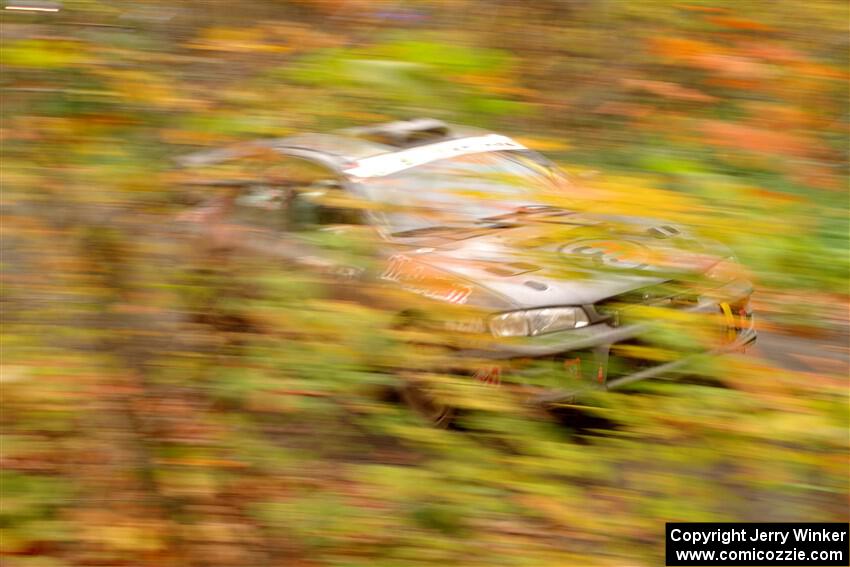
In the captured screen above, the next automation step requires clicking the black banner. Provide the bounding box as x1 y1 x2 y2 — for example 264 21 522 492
666 523 849 566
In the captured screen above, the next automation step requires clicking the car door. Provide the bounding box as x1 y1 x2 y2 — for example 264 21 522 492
223 156 376 282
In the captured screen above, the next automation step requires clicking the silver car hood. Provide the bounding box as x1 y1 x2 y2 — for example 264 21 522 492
390 213 733 310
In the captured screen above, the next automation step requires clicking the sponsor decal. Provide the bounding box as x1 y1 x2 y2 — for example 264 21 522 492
474 366 501 386
560 239 651 270
737 306 751 331
382 255 472 304
564 357 582 379
344 134 527 178
719 301 737 343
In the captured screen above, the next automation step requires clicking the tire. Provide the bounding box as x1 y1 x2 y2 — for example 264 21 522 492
398 379 457 428
391 311 458 427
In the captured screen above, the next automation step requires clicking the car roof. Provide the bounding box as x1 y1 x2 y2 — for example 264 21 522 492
177 119 495 169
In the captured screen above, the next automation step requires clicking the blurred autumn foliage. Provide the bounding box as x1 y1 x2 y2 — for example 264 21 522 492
1 1 848 566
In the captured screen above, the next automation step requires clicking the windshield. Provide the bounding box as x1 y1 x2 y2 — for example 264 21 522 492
353 150 568 235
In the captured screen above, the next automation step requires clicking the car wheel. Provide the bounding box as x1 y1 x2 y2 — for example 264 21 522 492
398 379 456 428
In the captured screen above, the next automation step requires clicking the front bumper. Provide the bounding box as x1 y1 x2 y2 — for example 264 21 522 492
457 281 756 404
530 324 756 405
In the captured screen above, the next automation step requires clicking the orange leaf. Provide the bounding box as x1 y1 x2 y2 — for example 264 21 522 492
649 37 720 60
691 53 770 78
704 77 764 90
705 16 776 32
742 43 809 64
700 120 812 157
743 188 804 204
622 78 717 102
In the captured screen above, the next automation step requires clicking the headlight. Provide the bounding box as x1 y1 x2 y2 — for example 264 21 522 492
489 307 590 337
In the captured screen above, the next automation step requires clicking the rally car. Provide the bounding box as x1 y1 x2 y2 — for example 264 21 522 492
177 118 757 424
